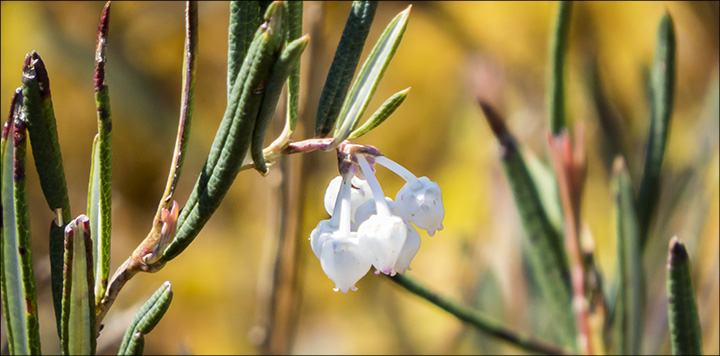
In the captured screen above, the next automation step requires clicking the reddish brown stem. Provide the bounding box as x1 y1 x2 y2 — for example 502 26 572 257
548 123 594 355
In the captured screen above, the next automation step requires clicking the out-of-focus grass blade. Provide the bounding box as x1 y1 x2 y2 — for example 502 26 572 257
523 148 564 236
228 1 262 100
21 51 72 330
166 1 286 262
1 91 41 355
584 55 629 171
388 274 571 355
637 13 676 249
89 0 113 309
478 101 575 346
612 157 643 355
61 215 96 356
117 281 173 356
666 236 703 355
251 34 309 174
332 5 411 146
548 1 572 134
348 87 409 139
283 0 303 135
315 1 378 137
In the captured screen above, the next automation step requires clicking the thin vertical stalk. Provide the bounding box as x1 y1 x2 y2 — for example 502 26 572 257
548 126 593 354
637 13 676 249
89 0 113 309
612 157 643 355
548 1 572 134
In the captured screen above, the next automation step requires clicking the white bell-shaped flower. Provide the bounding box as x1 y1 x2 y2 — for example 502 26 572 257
323 175 374 224
309 219 334 259
392 219 421 275
354 196 398 226
358 214 407 275
312 172 372 292
319 233 372 293
374 156 445 236
395 176 445 236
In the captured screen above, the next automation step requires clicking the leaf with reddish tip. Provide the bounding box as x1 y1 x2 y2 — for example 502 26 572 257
667 236 702 355
1 91 41 356
61 215 96 356
88 0 113 309
21 51 72 333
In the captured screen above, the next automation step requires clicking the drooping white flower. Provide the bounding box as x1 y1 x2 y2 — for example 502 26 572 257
311 172 373 292
323 175 374 224
319 232 372 293
358 214 407 275
395 176 444 236
354 196 398 226
392 219 421 275
375 156 445 236
355 154 408 274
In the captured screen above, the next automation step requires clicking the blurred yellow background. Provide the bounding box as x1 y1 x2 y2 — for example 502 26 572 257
1 1 717 354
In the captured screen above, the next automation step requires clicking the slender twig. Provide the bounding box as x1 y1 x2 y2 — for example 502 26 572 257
548 125 593 355
95 1 197 333
387 274 571 355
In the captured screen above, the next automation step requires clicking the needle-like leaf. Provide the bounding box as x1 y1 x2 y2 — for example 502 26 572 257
21 51 72 332
612 157 643 355
117 282 174 356
88 0 113 309
315 1 378 137
1 90 41 355
332 5 411 146
61 216 96 355
666 236 703 355
637 13 676 249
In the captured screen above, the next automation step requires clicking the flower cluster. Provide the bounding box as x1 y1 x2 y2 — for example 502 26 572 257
310 150 444 293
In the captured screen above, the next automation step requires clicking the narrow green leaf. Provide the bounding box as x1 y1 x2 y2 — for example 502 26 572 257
348 87 409 139
118 281 173 356
315 1 378 137
1 91 41 355
61 215 96 356
637 13 676 249
251 34 309 174
523 149 564 236
548 1 572 134
166 1 286 262
21 51 72 220
21 51 72 330
388 274 570 355
228 1 262 100
332 5 411 146
123 333 145 356
612 157 643 355
584 55 629 170
89 0 113 309
478 101 574 346
162 0 197 202
284 0 303 134
49 218 65 337
87 136 109 307
666 236 703 355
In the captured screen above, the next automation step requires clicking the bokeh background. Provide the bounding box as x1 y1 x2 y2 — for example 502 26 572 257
1 1 718 354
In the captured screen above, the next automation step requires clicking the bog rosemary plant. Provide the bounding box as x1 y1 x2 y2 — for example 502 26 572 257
0 1 706 355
